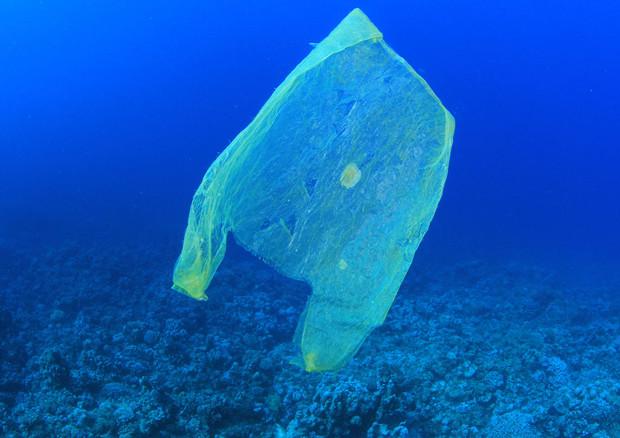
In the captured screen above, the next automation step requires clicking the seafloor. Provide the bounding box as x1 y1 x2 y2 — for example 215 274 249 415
1 238 619 437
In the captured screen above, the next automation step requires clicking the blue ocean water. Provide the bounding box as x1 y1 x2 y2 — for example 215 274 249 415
1 1 619 436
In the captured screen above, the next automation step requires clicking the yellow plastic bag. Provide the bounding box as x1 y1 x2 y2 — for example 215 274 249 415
173 8 454 371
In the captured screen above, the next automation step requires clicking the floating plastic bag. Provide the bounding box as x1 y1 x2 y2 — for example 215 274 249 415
173 8 454 371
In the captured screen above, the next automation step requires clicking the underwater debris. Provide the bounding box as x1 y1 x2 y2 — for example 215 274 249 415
173 8 454 371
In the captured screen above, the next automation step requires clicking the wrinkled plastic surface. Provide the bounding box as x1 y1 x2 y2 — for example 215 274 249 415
173 8 455 371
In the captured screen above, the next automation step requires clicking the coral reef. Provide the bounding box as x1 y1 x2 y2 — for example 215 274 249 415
0 239 618 437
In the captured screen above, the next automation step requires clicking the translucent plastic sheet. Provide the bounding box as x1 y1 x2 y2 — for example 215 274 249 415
173 8 454 371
